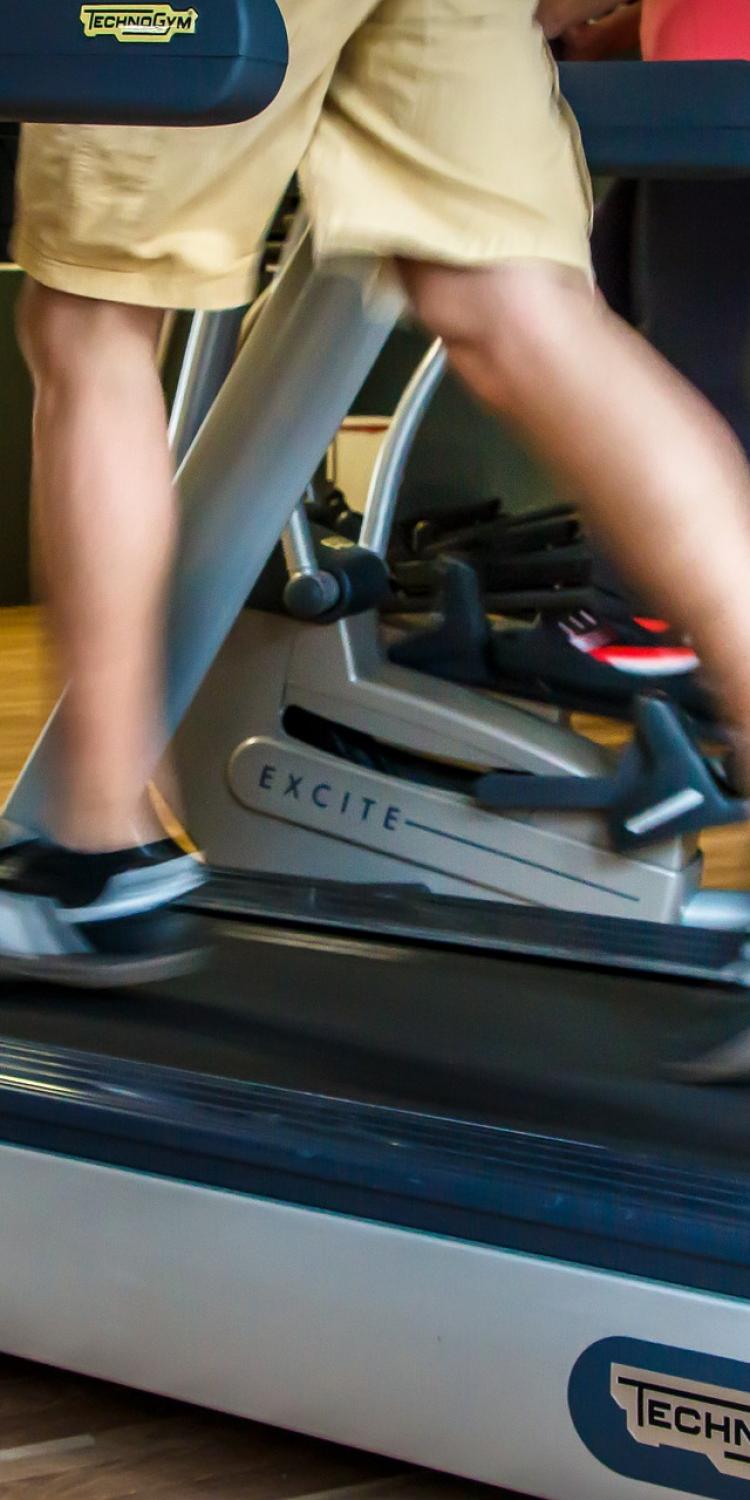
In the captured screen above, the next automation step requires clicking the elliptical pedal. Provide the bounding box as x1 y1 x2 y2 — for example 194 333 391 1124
477 695 750 852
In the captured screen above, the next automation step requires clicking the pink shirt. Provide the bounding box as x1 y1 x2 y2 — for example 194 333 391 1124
641 0 750 61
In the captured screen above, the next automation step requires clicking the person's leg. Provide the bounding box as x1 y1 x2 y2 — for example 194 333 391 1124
576 180 750 707
0 279 203 984
399 256 750 767
0 8 376 981
549 179 682 702
17 281 175 852
9 10 370 861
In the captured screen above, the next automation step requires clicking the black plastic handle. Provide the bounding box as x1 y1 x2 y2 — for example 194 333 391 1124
476 696 750 851
561 61 750 178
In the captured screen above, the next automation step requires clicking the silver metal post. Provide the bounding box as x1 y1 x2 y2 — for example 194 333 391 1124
359 339 446 560
282 495 319 578
168 307 248 469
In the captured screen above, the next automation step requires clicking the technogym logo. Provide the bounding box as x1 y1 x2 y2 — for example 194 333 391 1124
80 4 199 43
569 1338 750 1499
612 1364 750 1481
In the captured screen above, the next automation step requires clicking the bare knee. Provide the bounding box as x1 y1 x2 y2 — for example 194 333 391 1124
17 279 163 389
399 257 596 405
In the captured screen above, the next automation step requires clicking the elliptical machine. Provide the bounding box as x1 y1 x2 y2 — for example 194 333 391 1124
164 310 749 926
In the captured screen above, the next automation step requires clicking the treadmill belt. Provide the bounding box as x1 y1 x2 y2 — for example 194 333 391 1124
0 911 748 1167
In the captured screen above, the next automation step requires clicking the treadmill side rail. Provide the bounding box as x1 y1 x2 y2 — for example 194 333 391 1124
2 1038 750 1298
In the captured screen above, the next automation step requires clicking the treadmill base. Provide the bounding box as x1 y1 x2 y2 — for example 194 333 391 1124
2 1142 746 1500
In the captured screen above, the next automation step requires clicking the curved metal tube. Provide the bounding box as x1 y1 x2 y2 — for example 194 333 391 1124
168 307 248 468
359 338 447 560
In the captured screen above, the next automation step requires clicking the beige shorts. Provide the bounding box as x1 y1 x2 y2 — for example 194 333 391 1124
12 0 593 311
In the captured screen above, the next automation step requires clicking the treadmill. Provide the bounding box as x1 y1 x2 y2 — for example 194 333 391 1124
3 33 750 1500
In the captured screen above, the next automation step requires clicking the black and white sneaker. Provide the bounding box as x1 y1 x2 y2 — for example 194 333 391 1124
0 832 207 987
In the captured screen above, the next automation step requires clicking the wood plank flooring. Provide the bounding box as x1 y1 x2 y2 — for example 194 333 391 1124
0 606 746 1496
0 607 53 808
0 1356 502 1499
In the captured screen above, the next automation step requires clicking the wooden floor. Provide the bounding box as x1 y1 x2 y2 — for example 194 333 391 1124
0 1356 501 1499
0 606 747 1497
0 608 53 809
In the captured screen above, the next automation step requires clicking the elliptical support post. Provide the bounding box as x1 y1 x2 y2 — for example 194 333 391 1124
6 229 400 832
169 306 248 469
360 338 446 559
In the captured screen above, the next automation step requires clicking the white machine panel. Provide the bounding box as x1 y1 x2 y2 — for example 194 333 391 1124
0 1144 746 1499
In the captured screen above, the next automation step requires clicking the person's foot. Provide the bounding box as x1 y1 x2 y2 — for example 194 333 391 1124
490 609 716 726
0 832 207 987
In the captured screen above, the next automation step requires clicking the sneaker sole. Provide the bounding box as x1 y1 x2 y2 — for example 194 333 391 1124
0 946 208 989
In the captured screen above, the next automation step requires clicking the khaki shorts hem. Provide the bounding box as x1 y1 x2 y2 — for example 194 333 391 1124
314 227 594 284
11 237 256 311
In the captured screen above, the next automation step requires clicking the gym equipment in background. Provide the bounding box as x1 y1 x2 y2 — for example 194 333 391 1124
311 482 716 727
